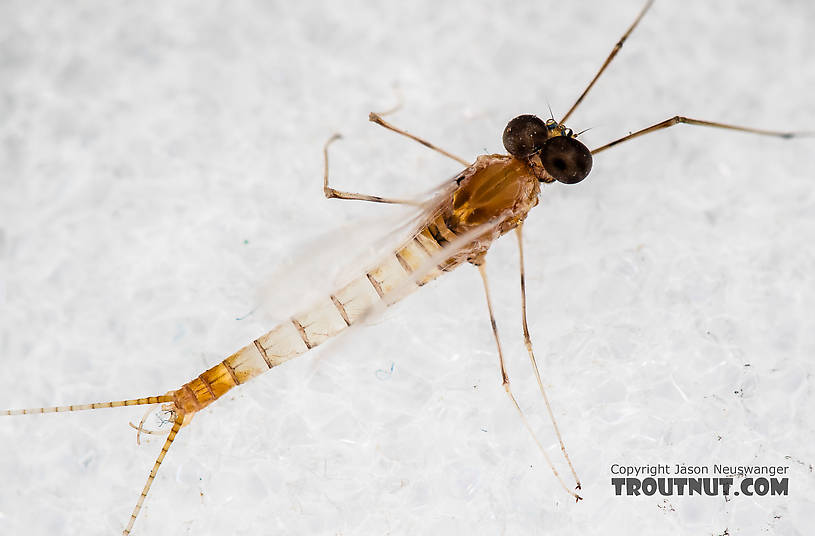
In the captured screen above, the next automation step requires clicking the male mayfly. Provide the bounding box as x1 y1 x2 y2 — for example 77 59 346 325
2 1 811 534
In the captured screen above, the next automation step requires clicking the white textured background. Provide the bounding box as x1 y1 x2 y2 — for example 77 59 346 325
1 1 814 535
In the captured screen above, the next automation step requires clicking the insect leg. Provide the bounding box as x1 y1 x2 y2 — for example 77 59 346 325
560 0 654 124
122 412 185 535
476 262 582 502
515 224 581 490
591 116 813 155
322 133 422 205
368 112 470 166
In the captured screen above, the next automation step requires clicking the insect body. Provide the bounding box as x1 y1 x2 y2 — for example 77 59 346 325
2 1 809 534
177 154 541 420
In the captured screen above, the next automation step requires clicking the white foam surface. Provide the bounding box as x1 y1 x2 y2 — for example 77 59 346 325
1 1 814 535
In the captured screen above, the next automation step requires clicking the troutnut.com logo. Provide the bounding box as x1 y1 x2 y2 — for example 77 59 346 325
610 464 789 497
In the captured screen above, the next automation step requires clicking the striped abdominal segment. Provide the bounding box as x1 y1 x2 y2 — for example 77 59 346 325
175 216 463 414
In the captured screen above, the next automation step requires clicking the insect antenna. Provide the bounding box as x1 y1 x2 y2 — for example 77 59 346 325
574 127 592 138
2 394 174 416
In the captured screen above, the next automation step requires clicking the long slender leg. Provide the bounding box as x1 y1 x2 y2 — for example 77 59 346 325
515 224 582 490
591 115 812 155
375 86 404 117
323 105 470 204
122 412 185 535
322 134 420 205
368 112 470 166
476 262 582 502
560 0 654 124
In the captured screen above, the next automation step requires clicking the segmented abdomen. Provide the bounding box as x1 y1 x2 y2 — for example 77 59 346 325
174 214 464 414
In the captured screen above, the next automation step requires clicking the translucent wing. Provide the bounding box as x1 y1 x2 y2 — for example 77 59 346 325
253 172 462 328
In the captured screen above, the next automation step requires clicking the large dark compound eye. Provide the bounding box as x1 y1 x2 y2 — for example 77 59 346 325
539 135 593 184
502 115 548 158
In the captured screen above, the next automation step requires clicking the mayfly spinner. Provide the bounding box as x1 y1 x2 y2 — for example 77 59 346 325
2 1 810 534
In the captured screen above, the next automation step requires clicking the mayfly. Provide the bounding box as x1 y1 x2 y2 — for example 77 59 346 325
2 1 810 534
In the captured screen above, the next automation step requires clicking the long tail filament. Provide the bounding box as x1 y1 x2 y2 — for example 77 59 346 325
2 395 174 416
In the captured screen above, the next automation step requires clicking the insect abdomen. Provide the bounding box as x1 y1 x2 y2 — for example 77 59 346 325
175 217 465 413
